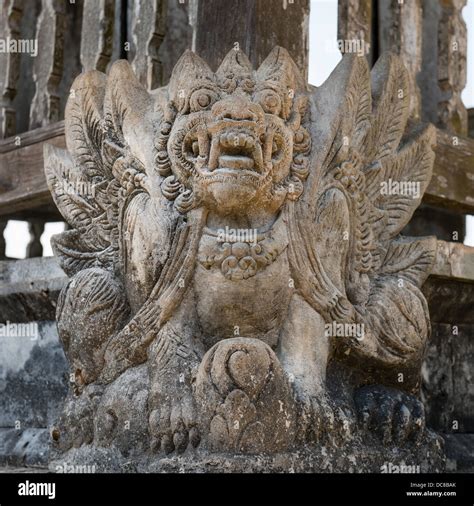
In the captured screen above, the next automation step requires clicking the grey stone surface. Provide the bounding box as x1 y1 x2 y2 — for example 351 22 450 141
444 434 474 472
0 428 50 467
423 278 474 324
0 465 48 473
50 432 445 473
0 320 68 428
0 257 67 322
44 47 444 471
422 323 474 433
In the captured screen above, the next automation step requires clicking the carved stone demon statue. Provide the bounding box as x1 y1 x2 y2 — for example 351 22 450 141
45 47 444 471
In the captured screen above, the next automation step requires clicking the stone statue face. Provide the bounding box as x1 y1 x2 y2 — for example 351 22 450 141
163 49 309 215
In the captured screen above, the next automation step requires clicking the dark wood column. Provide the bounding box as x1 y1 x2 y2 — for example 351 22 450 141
193 0 310 78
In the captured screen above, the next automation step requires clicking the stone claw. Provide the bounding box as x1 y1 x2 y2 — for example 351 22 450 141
355 385 426 445
148 394 200 455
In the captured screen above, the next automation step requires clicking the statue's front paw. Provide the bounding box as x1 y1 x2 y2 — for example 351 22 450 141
149 383 200 455
196 338 297 453
355 385 425 445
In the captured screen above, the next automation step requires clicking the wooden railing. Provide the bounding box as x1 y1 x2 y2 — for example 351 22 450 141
0 120 472 215
0 0 472 265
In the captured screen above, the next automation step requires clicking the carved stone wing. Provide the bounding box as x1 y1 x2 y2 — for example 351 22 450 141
44 143 115 276
291 52 437 373
304 52 437 291
44 60 167 280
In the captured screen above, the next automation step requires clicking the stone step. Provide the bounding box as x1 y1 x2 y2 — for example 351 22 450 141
0 257 66 322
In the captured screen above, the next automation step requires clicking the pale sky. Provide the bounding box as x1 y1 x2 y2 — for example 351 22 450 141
4 0 474 258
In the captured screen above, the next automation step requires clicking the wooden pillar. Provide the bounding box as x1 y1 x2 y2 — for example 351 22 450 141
192 0 309 79
159 0 192 84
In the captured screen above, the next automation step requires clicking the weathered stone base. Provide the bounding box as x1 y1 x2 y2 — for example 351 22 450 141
0 429 50 468
49 430 445 473
444 434 474 472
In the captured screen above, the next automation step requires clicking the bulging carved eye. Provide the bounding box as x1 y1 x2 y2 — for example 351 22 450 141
189 89 218 112
255 90 282 115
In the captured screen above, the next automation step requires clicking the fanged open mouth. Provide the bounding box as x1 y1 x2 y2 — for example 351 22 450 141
183 122 284 176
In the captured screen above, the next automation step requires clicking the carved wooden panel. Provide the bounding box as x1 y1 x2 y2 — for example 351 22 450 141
0 0 24 138
0 121 65 218
426 129 474 213
29 0 66 129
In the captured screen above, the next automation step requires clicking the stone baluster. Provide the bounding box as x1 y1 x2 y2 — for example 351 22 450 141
29 0 65 129
437 0 468 135
80 0 115 72
0 219 7 260
378 0 423 120
131 0 167 90
468 108 474 138
0 0 24 138
26 218 45 258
